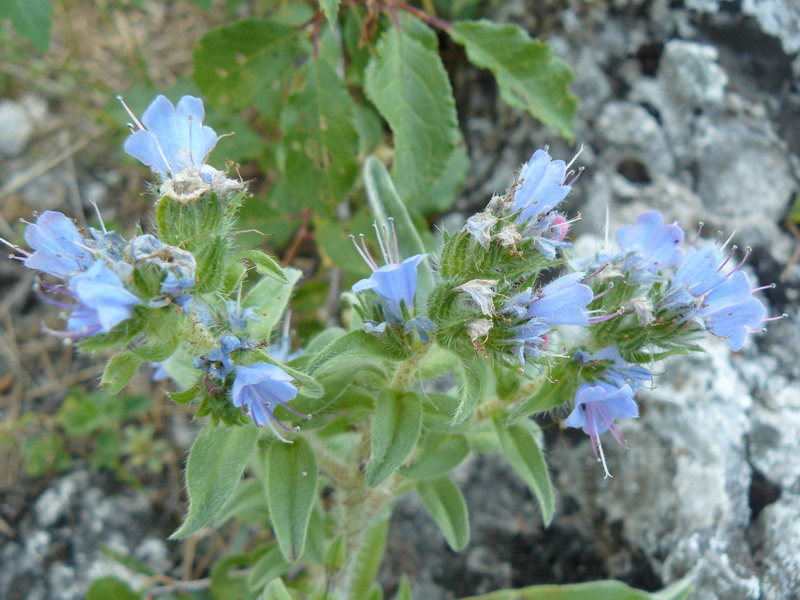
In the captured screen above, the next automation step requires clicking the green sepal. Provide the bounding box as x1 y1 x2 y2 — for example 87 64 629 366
156 191 226 245
366 389 423 486
222 261 247 295
78 313 146 354
416 476 470 551
168 386 198 405
194 235 229 294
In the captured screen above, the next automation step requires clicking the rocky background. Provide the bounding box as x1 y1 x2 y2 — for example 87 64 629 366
1 0 799 599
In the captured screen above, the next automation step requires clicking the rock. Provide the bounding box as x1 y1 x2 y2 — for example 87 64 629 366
750 495 800 598
0 100 35 158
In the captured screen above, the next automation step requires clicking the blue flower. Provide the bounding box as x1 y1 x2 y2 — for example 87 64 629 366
121 95 219 176
232 363 307 441
195 334 241 380
351 219 428 324
512 149 572 223
225 300 261 332
40 262 140 339
564 382 638 478
523 272 594 326
697 270 766 351
508 319 550 366
577 346 651 391
616 211 684 275
22 211 95 278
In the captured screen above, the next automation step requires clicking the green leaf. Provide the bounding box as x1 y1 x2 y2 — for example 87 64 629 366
455 577 694 600
416 476 470 551
215 478 268 527
394 575 414 600
247 544 291 592
244 266 303 342
320 0 340 29
0 0 52 52
399 433 469 480
193 19 300 108
264 579 294 600
281 57 360 211
493 418 554 526
364 26 459 209
366 390 423 486
346 513 390 600
100 352 144 395
236 250 288 282
171 422 259 539
86 577 139 600
448 20 577 140
363 156 435 305
211 553 261 600
266 436 319 561
324 533 346 570
452 355 483 424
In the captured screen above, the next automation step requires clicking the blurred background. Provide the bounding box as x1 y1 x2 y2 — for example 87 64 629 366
0 0 798 598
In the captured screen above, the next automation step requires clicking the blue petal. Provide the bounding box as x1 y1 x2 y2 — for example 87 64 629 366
123 130 170 175
526 272 592 325
616 211 684 272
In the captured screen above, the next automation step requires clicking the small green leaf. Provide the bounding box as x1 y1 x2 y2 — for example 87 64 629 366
244 266 303 342
399 433 469 480
281 57 360 210
417 476 470 551
211 553 261 600
364 25 460 209
394 575 414 600
264 579 294 600
319 0 340 29
194 19 300 108
247 544 291 592
455 577 694 600
266 436 318 561
0 0 52 52
101 352 143 395
324 533 347 571
448 20 577 140
493 418 554 526
347 513 390 600
236 250 288 282
86 577 139 600
171 421 259 539
366 390 423 486
215 478 268 527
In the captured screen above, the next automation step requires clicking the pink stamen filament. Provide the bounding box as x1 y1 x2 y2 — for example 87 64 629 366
592 283 614 301
762 314 788 322
691 222 704 248
588 309 623 324
350 234 378 272
729 247 751 274
582 263 607 283
716 245 737 272
566 166 584 187
752 283 776 293
373 222 392 265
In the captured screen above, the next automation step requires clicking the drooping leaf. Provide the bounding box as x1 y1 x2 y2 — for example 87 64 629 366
493 418 554 526
0 0 52 52
193 19 300 108
171 421 259 539
100 352 143 395
364 26 460 210
416 476 470 551
319 0 340 29
247 544 291 592
455 577 694 600
448 20 577 140
266 436 319 561
452 354 483 424
399 433 469 480
281 57 360 211
85 577 139 600
235 250 288 282
366 390 423 486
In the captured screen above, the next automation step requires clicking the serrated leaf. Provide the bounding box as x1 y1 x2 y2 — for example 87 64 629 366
493 418 554 526
247 544 291 592
364 26 459 209
320 0 340 29
281 57 360 210
266 436 318 561
399 433 469 480
244 266 303 342
455 577 693 600
236 250 287 282
0 0 52 52
366 390 423 486
416 476 470 551
194 19 299 108
101 352 143 395
448 20 576 140
346 513 390 600
171 421 259 539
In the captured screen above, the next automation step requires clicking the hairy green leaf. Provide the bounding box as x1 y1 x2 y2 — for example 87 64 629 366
1 0 52 52
399 433 469 480
346 513 390 600
452 354 483 424
101 352 143 395
244 266 303 342
171 422 259 539
417 476 470 551
266 437 318 561
366 390 423 486
194 19 299 108
86 577 138 600
247 544 291 592
235 250 288 282
320 0 340 29
493 418 554 526
455 577 693 600
448 20 576 140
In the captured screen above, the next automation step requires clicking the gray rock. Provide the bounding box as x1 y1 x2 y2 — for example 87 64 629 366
0 100 35 158
750 495 800 599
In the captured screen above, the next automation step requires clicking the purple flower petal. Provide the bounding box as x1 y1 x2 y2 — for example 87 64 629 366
526 272 593 325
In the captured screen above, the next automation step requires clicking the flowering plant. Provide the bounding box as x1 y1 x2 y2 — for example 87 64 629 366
7 83 778 597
